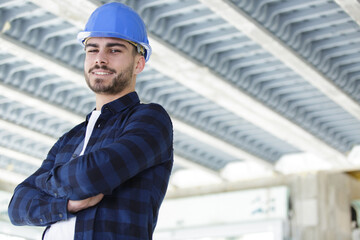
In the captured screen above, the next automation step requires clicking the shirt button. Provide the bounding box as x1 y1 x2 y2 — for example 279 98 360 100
59 214 63 218
54 193 58 197
40 218 43 223
72 154 77 158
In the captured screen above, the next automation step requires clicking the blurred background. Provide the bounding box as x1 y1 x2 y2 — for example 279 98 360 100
0 0 360 239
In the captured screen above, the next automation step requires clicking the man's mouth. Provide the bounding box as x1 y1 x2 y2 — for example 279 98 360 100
89 65 116 76
92 71 113 75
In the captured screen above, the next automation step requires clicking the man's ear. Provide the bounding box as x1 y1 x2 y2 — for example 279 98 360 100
134 55 145 75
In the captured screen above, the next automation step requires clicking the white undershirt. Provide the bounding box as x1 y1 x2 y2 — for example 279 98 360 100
44 110 101 240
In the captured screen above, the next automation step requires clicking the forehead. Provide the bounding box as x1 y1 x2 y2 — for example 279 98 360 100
86 37 131 47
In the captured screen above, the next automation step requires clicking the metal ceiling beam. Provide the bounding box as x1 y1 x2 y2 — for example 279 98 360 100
334 0 360 25
0 119 55 145
0 34 85 87
149 36 347 166
0 146 41 166
28 0 348 166
0 168 27 186
0 83 83 125
28 0 97 29
172 119 274 169
0 148 41 186
198 0 360 121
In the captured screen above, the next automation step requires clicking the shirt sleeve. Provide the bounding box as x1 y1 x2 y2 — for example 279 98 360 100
34 104 173 200
8 136 72 226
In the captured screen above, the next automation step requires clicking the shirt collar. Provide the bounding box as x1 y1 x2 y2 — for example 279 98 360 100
85 91 140 121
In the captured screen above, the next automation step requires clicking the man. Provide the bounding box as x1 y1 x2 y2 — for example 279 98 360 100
8 2 173 240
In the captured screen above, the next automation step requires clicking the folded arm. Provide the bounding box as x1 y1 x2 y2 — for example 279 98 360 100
35 104 173 200
8 138 72 226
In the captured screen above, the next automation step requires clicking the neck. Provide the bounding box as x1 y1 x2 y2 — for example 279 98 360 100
95 90 132 110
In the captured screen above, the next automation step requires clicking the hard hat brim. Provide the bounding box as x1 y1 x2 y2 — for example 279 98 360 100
77 31 152 62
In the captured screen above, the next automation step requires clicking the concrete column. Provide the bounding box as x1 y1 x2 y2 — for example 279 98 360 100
290 172 360 240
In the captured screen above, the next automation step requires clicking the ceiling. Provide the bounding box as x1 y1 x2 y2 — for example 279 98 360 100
0 0 360 238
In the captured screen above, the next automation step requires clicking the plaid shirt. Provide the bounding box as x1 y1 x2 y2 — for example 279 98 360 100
8 92 173 240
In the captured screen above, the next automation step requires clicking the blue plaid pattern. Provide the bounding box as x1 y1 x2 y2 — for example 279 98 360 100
8 92 173 240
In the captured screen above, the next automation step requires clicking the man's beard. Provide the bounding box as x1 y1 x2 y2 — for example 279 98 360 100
85 64 134 95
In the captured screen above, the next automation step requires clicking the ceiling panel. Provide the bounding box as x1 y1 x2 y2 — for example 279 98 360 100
0 0 360 237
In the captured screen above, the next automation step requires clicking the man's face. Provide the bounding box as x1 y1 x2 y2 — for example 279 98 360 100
84 37 136 95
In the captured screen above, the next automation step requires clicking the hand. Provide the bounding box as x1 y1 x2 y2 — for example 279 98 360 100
67 193 104 213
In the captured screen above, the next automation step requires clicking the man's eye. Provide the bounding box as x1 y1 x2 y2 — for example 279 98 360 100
86 49 98 53
111 49 121 53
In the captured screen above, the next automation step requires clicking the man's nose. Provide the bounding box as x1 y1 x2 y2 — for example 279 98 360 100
95 51 108 64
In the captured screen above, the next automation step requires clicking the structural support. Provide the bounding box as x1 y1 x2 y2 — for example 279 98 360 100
0 119 55 145
29 0 97 28
199 0 360 122
0 83 83 125
334 0 360 25
0 146 41 166
149 37 347 166
0 34 85 87
19 0 350 166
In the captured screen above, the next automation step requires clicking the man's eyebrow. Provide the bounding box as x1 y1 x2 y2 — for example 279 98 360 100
106 42 128 48
85 43 98 49
85 42 129 49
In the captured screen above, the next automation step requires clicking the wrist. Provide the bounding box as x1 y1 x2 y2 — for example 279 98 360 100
67 199 85 213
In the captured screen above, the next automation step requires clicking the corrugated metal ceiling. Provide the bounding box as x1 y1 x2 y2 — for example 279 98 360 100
0 0 360 238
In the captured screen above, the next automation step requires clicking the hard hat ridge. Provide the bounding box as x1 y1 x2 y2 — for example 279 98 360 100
78 2 152 62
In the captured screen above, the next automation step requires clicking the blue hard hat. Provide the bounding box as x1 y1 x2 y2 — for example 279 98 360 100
77 2 152 62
